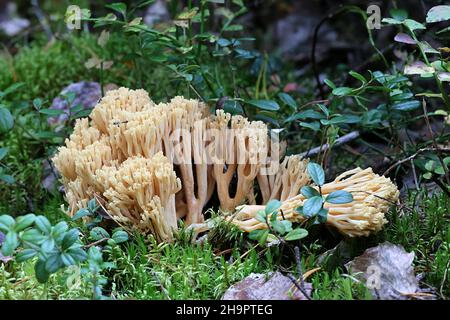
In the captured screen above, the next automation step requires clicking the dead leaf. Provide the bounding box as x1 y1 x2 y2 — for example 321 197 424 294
404 61 435 75
85 56 101 69
437 72 450 82
97 30 110 48
394 33 416 45
222 272 312 300
127 17 142 27
345 242 434 300
102 60 114 70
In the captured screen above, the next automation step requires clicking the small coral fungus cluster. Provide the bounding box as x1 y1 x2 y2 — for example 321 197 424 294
231 168 400 237
52 87 399 242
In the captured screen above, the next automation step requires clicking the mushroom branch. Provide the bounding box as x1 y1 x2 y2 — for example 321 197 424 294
257 155 310 203
207 111 310 211
209 110 267 211
229 167 400 237
52 88 213 240
95 153 181 242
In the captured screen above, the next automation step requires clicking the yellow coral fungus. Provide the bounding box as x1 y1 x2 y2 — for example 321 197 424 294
95 153 181 242
209 110 269 211
257 155 310 203
53 87 398 241
231 167 399 237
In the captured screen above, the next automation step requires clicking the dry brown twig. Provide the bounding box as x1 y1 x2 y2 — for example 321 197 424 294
383 147 450 176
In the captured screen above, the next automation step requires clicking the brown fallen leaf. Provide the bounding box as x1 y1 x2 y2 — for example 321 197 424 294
345 242 435 300
222 272 312 300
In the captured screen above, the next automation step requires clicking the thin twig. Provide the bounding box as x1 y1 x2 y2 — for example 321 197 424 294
150 269 171 300
294 246 306 290
284 273 312 300
311 7 346 98
383 147 450 176
83 237 109 249
410 159 420 192
301 131 360 158
31 0 53 40
440 258 450 300
351 190 416 215
431 177 450 198
298 99 329 110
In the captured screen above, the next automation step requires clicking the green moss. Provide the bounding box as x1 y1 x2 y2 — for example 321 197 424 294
381 191 450 297
106 233 272 300
0 34 133 102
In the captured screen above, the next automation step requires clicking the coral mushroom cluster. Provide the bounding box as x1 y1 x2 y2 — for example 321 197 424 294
52 87 310 241
53 87 399 241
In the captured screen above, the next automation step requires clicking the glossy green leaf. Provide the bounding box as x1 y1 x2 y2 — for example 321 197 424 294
256 210 267 223
332 87 353 96
0 147 8 161
301 186 320 198
62 229 79 250
403 19 426 31
307 162 325 186
72 208 91 220
35 216 52 234
426 5 450 23
0 107 14 133
349 71 367 83
14 214 36 231
390 8 408 21
52 221 69 242
45 254 62 273
223 100 243 115
1 231 19 256
303 196 323 217
90 227 110 241
249 229 268 245
16 248 38 262
39 109 66 116
61 252 77 266
392 100 420 111
265 199 281 215
67 247 87 262
41 238 55 253
299 121 320 131
326 190 353 204
246 99 280 111
0 215 15 233
317 208 328 223
35 260 50 283
278 93 297 110
285 228 308 241
324 79 336 89
21 229 45 244
112 230 128 244
0 174 15 184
